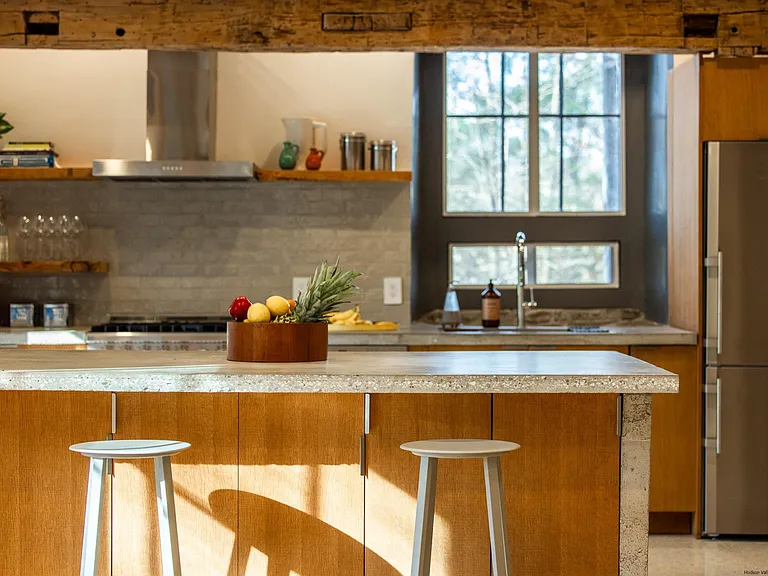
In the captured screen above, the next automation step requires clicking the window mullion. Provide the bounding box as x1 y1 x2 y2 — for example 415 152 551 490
529 52 540 215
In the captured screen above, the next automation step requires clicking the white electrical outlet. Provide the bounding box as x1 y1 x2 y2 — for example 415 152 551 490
292 277 310 300
383 277 403 305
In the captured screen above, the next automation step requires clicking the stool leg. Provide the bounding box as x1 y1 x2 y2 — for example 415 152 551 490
410 456 438 576
80 457 106 576
154 456 183 576
484 456 511 576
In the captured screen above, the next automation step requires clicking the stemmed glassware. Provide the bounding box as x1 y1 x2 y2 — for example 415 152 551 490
16 216 32 261
19 214 87 261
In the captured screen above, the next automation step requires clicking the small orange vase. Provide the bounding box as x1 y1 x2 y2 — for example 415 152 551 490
305 148 325 170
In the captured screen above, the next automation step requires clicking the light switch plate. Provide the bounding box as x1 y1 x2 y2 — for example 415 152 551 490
292 277 310 300
383 277 403 305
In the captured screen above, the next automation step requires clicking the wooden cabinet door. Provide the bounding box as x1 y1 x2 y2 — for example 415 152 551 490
238 394 364 576
493 394 620 576
0 391 111 576
365 394 492 576
630 346 698 513
112 393 238 576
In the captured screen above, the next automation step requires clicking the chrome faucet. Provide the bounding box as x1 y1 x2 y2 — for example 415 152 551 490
516 231 537 328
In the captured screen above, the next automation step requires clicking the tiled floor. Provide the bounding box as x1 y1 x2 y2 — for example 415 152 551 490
650 535 768 575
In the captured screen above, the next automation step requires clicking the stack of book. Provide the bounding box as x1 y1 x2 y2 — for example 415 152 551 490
0 142 59 168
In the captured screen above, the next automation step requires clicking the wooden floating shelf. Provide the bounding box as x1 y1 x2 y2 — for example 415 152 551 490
255 169 412 183
0 261 109 273
0 167 413 184
0 167 94 181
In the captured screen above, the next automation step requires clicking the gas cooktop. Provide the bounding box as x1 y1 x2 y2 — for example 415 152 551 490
89 316 229 333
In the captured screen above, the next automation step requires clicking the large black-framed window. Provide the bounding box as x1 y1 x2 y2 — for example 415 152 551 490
412 53 651 318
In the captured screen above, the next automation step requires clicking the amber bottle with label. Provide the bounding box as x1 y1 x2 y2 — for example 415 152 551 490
481 280 501 328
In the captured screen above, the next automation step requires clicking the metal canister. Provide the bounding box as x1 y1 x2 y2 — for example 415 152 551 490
369 140 398 171
10 303 35 327
339 132 366 170
43 303 70 327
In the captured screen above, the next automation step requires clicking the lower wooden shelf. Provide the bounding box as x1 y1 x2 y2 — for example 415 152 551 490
0 261 109 273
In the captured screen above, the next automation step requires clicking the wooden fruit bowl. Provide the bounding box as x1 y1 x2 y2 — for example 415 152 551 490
226 321 328 362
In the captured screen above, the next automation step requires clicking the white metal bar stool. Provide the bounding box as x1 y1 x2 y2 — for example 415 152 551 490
70 439 191 576
401 439 520 576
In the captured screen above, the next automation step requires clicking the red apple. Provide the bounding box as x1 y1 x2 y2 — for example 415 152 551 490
228 296 252 321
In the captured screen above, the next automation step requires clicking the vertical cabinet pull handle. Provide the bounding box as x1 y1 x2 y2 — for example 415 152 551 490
359 435 366 477
716 378 721 455
616 395 623 437
717 251 723 355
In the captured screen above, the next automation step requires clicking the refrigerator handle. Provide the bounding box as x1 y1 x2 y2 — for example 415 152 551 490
717 251 723 355
716 377 721 455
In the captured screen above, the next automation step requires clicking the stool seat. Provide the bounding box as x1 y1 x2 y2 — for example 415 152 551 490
400 439 520 459
70 439 191 460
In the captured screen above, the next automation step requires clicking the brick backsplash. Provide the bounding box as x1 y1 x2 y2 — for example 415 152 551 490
0 180 411 326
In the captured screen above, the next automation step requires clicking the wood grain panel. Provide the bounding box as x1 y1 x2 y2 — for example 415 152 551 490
238 393 364 576
0 260 108 273
0 391 111 576
531 345 630 353
255 169 412 182
667 56 702 335
365 394 492 576
493 394 620 576
631 346 699 514
112 393 238 576
700 58 768 141
0 167 93 180
407 345 504 351
2 1 768 52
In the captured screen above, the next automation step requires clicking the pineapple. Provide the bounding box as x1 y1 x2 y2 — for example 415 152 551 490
287 258 362 323
0 113 12 138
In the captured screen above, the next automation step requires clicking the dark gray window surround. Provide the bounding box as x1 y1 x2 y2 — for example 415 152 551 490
412 54 668 319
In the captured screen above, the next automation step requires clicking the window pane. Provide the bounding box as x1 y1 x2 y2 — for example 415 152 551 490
446 52 502 115
532 244 617 285
539 117 561 212
504 118 529 212
503 53 529 115
562 117 621 212
446 118 502 212
563 54 621 115
538 54 561 115
451 245 518 286
451 243 618 287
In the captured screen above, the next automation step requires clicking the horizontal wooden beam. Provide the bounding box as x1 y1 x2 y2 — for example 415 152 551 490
1 0 768 53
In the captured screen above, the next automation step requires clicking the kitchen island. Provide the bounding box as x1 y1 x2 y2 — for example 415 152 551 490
0 350 676 576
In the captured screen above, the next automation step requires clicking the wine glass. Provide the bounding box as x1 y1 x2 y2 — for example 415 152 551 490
44 216 58 260
57 215 71 260
71 215 86 260
16 216 31 261
34 214 46 261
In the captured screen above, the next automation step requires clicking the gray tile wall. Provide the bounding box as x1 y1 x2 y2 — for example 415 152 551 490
0 180 411 325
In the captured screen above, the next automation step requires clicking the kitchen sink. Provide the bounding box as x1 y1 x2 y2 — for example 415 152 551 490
441 325 609 333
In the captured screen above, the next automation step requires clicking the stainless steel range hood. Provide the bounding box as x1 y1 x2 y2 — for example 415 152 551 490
93 51 253 180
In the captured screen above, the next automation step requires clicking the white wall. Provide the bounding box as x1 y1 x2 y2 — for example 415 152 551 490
216 52 414 169
0 50 147 166
0 50 414 170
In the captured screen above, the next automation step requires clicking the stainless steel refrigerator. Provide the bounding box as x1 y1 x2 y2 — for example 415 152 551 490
704 141 768 536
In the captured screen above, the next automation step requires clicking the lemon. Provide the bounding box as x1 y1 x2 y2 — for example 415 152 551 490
266 295 290 318
247 303 271 323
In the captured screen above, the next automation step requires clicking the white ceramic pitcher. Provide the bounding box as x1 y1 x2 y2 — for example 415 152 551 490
282 117 328 170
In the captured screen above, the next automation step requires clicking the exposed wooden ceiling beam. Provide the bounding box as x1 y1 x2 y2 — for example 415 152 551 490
0 0 766 54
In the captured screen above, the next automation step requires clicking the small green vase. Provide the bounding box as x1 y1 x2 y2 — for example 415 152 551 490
279 142 299 170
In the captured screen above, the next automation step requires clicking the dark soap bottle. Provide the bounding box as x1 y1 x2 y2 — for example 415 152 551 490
481 280 501 328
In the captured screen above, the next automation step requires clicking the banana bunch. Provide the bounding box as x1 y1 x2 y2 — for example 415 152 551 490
327 306 365 325
326 307 399 330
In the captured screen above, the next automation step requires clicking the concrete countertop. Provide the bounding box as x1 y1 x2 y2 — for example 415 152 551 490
327 323 697 347
0 323 697 348
0 350 678 394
